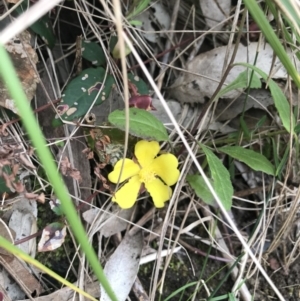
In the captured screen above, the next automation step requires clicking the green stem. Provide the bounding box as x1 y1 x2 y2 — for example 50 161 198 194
243 0 300 88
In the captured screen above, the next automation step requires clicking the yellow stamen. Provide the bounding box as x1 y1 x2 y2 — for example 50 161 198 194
139 167 155 183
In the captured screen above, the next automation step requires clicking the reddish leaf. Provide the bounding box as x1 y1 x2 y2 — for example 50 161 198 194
129 95 156 111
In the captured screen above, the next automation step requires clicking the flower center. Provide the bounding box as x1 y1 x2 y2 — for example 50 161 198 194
139 166 156 183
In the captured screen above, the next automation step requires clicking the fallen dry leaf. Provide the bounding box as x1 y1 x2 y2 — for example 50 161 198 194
0 197 41 299
82 207 134 237
170 42 297 104
12 181 25 193
0 256 43 298
200 0 231 31
1 31 39 113
60 156 82 182
24 192 45 204
82 147 94 159
19 154 36 169
94 166 110 190
101 232 143 301
17 278 100 301
38 223 67 252
37 192 45 204
0 220 15 260
134 2 171 43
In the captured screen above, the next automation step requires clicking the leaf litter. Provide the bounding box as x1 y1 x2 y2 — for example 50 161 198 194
170 42 297 104
0 1 299 301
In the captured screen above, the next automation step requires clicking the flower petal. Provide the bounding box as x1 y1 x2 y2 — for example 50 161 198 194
151 154 180 186
135 140 160 168
112 175 141 209
108 158 140 183
145 178 172 208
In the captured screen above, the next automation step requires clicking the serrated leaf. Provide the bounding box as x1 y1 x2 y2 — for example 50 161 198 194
186 175 215 205
81 40 106 67
15 2 55 48
236 63 295 133
108 108 169 141
217 70 261 98
127 73 149 95
200 145 233 210
219 146 275 175
52 67 115 126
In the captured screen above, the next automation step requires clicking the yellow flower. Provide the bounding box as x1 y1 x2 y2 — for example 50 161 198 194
108 140 180 209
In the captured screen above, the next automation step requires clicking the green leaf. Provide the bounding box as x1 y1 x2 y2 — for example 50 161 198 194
235 63 295 133
219 146 275 175
109 36 118 53
186 175 215 205
265 0 300 62
0 166 13 194
275 143 290 177
81 40 106 67
243 0 300 88
294 123 300 134
127 73 149 95
15 1 55 48
128 20 143 26
126 0 151 20
30 15 55 48
255 115 267 130
108 108 169 141
217 70 261 98
0 41 118 301
85 126 137 165
200 145 233 210
239 116 251 139
52 67 115 126
228 292 238 301
109 36 131 59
